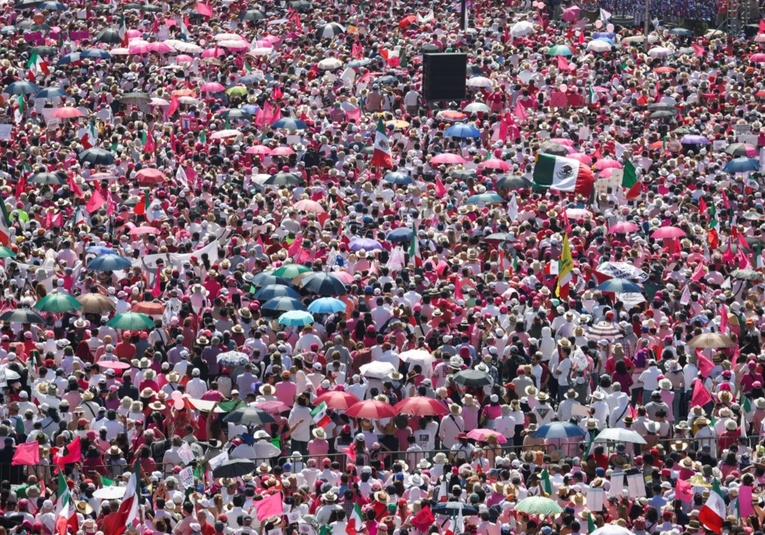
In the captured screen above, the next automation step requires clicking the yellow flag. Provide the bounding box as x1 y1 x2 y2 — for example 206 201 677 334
556 233 573 297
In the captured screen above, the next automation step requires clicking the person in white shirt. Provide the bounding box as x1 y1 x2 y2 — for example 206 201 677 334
637 361 662 404
185 369 207 399
439 404 465 449
557 389 583 421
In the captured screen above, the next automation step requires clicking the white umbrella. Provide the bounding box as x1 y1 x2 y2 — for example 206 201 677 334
178 96 200 105
210 129 242 139
597 262 648 282
150 97 169 106
218 40 249 50
214 32 244 41
510 20 534 37
230 442 281 459
756 34 765 43
622 35 658 44
591 526 633 535
318 57 343 71
93 487 126 500
466 76 492 88
360 361 396 379
586 40 612 52
648 46 673 58
594 428 647 444
110 47 130 55
249 47 273 56
170 41 203 54
398 349 436 364
462 102 490 113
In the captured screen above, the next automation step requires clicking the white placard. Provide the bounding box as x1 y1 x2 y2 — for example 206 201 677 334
178 442 195 465
594 174 623 199
298 525 316 535
287 512 300 524
178 466 194 489
0 125 12 140
734 124 751 140
626 473 646 498
712 140 726 151
209 450 229 470
616 293 646 307
268 529 283 535
587 488 605 512
578 127 591 141
609 473 624 497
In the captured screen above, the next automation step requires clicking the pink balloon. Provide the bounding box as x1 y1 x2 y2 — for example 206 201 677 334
560 84 568 92
606 23 615 32
595 20 603 28
171 390 184 410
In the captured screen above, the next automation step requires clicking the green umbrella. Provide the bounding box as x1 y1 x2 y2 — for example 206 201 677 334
514 497 563 516
225 85 248 97
0 247 15 258
106 312 154 330
273 264 311 278
34 292 82 313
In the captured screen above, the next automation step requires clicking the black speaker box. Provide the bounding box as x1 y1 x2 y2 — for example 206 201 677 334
422 53 467 102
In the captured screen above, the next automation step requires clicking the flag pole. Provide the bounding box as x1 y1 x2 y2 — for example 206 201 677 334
460 0 467 30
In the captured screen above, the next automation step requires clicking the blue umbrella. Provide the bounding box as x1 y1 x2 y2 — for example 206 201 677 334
465 192 504 204
36 87 66 99
278 310 315 326
592 32 616 39
445 124 481 138
593 37 614 44
249 272 290 288
86 246 118 255
597 278 642 293
262 297 306 312
38 1 65 9
80 49 112 60
5 81 39 95
347 58 372 68
531 422 586 439
375 75 398 85
384 172 412 185
253 284 301 301
270 118 307 131
307 297 346 314
387 228 414 244
57 52 84 65
88 254 133 271
724 157 759 173
349 238 383 251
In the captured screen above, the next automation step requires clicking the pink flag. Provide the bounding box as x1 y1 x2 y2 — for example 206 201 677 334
739 485 754 517
557 55 570 71
287 235 303 257
675 479 693 504
690 260 705 282
696 350 714 378
498 113 508 141
167 94 180 117
345 107 361 122
256 491 284 522
690 379 712 407
692 43 705 57
196 2 213 17
85 190 106 213
719 304 729 334
256 101 274 129
454 277 463 300
513 100 527 121
343 442 357 462
12 442 39 466
352 42 363 59
434 176 447 198
144 130 156 154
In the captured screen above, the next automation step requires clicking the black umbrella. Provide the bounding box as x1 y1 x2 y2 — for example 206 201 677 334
223 407 276 426
141 4 161 11
212 459 256 479
5 81 39 95
452 369 491 387
539 141 569 156
29 172 65 185
0 309 45 324
249 273 290 288
650 110 675 119
219 109 253 120
317 22 345 39
295 272 347 296
78 148 115 165
289 0 311 10
119 92 151 106
495 175 532 191
241 9 265 21
95 29 123 44
31 45 56 56
420 44 440 53
264 172 301 185
432 503 479 516
449 169 477 180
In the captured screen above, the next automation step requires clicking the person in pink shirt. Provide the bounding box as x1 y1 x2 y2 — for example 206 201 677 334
307 427 330 457
275 371 297 408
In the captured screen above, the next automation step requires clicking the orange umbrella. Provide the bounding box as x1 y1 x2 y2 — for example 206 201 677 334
171 88 196 97
398 15 417 28
132 301 165 315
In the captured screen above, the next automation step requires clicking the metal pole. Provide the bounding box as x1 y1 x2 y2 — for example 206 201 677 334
461 0 467 30
643 0 650 52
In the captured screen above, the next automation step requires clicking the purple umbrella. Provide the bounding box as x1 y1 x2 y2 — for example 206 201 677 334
561 6 580 21
349 238 383 251
680 135 709 145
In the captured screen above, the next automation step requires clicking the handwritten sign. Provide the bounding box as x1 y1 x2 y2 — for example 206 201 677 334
178 466 194 489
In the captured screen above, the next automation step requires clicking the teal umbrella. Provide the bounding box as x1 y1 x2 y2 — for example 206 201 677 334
547 45 573 56
515 497 563 515
106 312 154 330
34 292 82 313
307 297 346 314
465 192 504 204
278 310 314 327
272 264 312 278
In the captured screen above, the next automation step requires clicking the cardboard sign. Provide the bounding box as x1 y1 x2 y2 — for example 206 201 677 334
587 488 605 512
734 124 751 140
178 466 194 489
594 173 622 199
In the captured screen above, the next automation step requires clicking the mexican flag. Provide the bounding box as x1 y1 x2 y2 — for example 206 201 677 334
134 193 150 217
587 86 597 105
346 503 364 535
370 118 393 168
55 471 78 535
622 159 641 199
310 401 331 428
102 461 140 535
118 15 128 46
409 223 422 267
380 47 400 66
14 95 24 125
699 478 726 533
532 153 594 196
27 51 49 81
540 468 552 495
0 201 10 245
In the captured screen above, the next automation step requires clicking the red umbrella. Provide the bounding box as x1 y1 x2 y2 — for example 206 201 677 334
394 397 448 417
608 222 640 234
438 110 466 121
751 53 765 63
398 15 417 28
430 153 467 165
53 107 84 119
651 226 685 239
255 401 290 414
480 158 510 171
315 391 360 411
345 400 397 419
135 168 167 184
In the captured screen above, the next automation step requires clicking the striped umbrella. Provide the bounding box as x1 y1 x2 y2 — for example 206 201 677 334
585 322 622 341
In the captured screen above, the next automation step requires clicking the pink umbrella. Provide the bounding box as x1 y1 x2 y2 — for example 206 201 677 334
98 360 131 370
200 82 226 93
129 226 160 236
568 152 593 165
331 271 355 284
128 44 151 55
219 40 249 50
293 199 325 213
608 222 640 234
126 29 142 38
466 428 508 444
201 48 227 58
147 42 174 54
270 147 295 156
53 107 83 119
593 158 623 170
262 35 281 45
565 208 591 219
480 159 510 171
135 168 167 184
561 5 580 21
597 168 614 178
176 54 193 63
430 153 467 165
247 146 272 155
751 53 765 63
254 401 290 414
345 400 397 419
550 137 574 146
254 40 275 48
651 226 685 239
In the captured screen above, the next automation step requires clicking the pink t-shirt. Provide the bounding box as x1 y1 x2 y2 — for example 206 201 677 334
307 439 329 457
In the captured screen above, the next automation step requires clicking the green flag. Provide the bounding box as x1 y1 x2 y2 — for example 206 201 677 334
56 470 67 498
622 160 637 188
270 435 282 450
101 476 114 487
582 431 596 461
199 130 207 143
588 513 596 533
0 200 10 227
217 399 243 412
540 468 552 496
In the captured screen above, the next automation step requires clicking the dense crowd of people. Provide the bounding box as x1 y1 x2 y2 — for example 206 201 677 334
0 0 759 535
